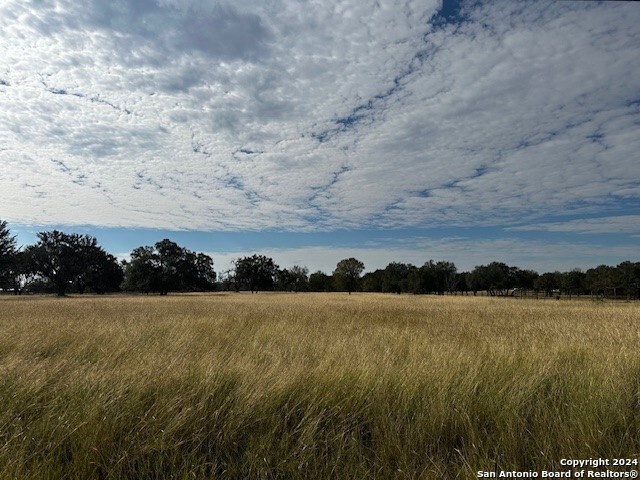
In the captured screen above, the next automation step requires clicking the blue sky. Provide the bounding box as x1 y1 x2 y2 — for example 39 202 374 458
1 0 639 274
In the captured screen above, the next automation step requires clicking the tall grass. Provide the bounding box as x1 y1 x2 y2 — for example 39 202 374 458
0 293 638 479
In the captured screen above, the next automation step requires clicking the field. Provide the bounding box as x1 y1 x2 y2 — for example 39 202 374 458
0 293 639 479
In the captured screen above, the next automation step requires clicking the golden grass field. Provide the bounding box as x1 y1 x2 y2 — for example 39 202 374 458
0 293 639 479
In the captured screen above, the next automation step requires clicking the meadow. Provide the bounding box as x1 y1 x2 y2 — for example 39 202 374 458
0 293 638 479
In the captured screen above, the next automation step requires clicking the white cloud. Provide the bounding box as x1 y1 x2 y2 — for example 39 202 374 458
507 216 640 235
0 0 638 232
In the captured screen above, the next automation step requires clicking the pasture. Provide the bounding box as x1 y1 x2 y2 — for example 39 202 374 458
0 293 638 479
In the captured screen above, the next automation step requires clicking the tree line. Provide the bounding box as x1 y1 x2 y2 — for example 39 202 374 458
0 221 638 299
360 260 640 300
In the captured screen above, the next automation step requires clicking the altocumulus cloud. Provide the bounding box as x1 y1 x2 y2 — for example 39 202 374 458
1 0 639 232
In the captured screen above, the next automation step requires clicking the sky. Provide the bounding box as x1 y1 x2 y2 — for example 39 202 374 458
1 0 639 274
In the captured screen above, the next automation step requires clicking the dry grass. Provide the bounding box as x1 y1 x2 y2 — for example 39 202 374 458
0 293 639 479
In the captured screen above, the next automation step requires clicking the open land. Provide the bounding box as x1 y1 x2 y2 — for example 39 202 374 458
0 293 639 479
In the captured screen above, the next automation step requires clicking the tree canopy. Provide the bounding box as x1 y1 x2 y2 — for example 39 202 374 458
333 258 365 294
276 265 309 292
309 271 333 292
0 220 16 289
234 254 278 293
24 230 120 296
123 240 215 295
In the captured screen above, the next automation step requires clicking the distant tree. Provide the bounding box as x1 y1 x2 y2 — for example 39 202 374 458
616 261 640 300
512 268 539 291
333 258 365 294
234 254 278 293
407 260 458 295
275 267 293 291
407 266 428 294
435 260 457 294
122 246 160 294
309 271 333 292
585 265 619 297
0 220 17 290
470 262 512 296
85 253 124 294
560 269 585 299
67 236 123 294
633 262 640 299
361 269 384 292
274 266 308 292
193 253 217 291
455 272 471 295
123 241 215 294
155 239 185 295
25 230 104 296
6 250 38 295
466 268 482 296
289 265 309 292
382 262 414 294
534 272 561 297
416 260 438 294
410 261 435 294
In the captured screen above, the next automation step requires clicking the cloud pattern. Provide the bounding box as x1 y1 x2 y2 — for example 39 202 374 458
1 0 639 233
